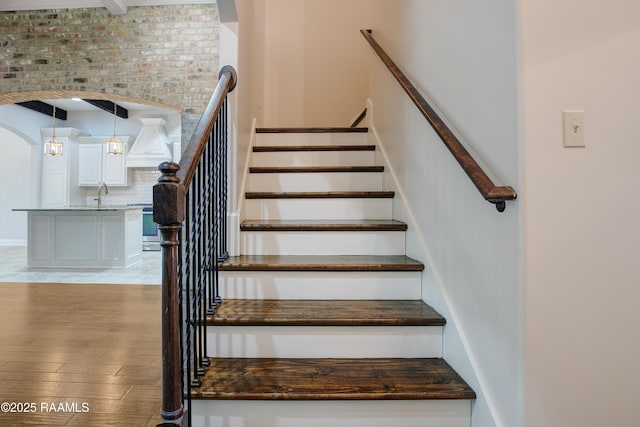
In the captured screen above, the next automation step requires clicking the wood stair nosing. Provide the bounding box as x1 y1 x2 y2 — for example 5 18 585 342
256 127 368 134
218 255 425 272
192 357 476 401
249 166 383 174
245 191 394 199
208 299 445 327
253 145 376 152
240 220 407 232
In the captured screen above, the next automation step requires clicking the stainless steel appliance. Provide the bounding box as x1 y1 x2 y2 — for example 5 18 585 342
142 206 161 251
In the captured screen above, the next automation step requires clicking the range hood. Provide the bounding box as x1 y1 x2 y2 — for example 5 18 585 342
126 118 172 168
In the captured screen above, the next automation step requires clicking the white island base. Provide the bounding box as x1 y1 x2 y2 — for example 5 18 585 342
17 208 143 268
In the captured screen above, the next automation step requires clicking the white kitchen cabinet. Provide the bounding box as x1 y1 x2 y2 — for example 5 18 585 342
78 136 132 186
40 128 88 208
78 144 102 184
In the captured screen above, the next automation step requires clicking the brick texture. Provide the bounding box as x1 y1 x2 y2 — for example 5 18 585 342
0 5 220 141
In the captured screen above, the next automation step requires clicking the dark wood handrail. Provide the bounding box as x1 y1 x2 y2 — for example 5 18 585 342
178 65 237 188
361 30 517 212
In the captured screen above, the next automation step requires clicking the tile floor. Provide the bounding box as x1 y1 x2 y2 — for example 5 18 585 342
0 246 161 285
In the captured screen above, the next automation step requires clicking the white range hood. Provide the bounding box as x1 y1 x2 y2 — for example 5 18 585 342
127 118 172 168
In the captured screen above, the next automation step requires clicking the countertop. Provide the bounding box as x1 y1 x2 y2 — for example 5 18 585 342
12 206 145 212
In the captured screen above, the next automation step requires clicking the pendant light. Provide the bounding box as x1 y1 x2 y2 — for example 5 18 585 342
106 102 124 155
43 104 64 156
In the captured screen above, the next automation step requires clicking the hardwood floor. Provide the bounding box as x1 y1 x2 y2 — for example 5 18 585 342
0 282 162 426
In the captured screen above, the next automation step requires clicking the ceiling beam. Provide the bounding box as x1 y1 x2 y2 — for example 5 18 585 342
100 0 127 15
82 99 129 119
16 101 68 121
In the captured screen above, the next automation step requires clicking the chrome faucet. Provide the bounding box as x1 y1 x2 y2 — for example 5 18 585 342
95 182 109 208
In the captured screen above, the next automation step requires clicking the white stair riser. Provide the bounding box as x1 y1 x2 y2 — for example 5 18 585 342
241 231 405 256
248 173 383 192
245 199 392 221
191 400 472 427
256 132 369 147
207 326 442 358
252 151 375 167
220 271 422 300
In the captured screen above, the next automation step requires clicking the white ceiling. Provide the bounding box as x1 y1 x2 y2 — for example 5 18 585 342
0 1 215 14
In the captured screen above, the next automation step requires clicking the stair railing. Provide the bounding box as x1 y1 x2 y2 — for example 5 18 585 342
361 29 517 212
153 65 237 426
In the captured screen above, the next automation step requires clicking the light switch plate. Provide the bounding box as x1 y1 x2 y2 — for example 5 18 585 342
563 110 585 147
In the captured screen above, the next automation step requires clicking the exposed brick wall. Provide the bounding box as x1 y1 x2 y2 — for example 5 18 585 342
0 5 220 142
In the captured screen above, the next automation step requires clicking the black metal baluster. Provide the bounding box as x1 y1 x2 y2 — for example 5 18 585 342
221 98 229 262
213 115 221 308
189 188 202 388
205 136 216 315
183 193 195 391
197 164 207 377
177 228 190 427
200 144 210 369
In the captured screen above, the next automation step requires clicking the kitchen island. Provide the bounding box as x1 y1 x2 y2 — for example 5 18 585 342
13 207 143 268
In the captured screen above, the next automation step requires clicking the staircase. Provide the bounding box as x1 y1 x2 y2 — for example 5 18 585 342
190 127 475 427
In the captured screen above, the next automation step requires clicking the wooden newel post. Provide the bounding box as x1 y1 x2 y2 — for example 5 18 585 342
153 162 186 426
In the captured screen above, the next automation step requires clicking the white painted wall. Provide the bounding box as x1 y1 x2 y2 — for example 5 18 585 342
521 1 640 426
366 1 521 427
231 0 265 207
260 0 371 127
0 126 39 244
222 0 266 255
0 105 52 244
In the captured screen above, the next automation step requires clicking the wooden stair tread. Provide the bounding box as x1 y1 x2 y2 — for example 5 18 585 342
192 358 476 400
256 127 368 133
219 255 424 271
250 166 383 173
245 191 394 199
240 220 407 232
254 145 376 152
209 300 445 326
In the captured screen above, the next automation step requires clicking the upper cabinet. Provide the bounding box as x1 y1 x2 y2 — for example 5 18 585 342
78 136 132 186
78 144 102 184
